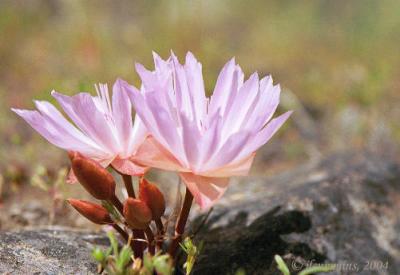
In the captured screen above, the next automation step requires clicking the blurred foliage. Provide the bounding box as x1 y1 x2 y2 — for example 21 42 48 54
0 0 399 181
180 237 203 275
92 231 174 275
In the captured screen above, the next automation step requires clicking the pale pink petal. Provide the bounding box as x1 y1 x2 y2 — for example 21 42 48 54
136 58 172 93
196 112 223 166
220 67 243 122
208 59 244 116
181 114 201 170
170 53 193 118
135 63 156 90
12 108 102 156
201 153 255 177
52 91 119 154
205 130 253 171
184 52 207 123
126 88 158 135
238 111 293 160
246 82 281 132
241 76 276 132
145 92 187 165
221 72 259 137
33 100 102 152
128 91 176 162
152 51 170 71
128 114 148 156
111 158 148 176
132 136 187 172
112 79 133 151
179 173 229 210
208 58 235 113
117 81 149 158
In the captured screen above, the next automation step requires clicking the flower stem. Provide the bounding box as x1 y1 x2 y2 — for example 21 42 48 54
112 223 128 241
145 226 155 255
168 186 193 258
155 218 165 250
113 224 142 259
132 229 145 259
109 194 123 215
122 174 135 198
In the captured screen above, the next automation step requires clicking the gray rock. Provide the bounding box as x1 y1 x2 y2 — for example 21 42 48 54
186 151 400 275
0 228 108 275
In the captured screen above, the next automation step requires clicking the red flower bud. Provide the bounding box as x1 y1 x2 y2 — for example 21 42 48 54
139 178 166 220
68 199 113 224
123 198 152 229
71 154 115 200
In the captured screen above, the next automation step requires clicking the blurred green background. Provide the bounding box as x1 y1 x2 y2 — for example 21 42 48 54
1 0 399 214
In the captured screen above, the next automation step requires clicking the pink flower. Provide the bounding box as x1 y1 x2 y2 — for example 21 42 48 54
126 52 292 209
12 79 148 180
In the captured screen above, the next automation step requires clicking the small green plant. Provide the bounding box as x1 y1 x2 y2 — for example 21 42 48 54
234 268 246 275
92 231 174 275
298 264 336 275
180 237 203 275
275 255 290 275
274 255 336 275
92 231 132 275
143 252 174 275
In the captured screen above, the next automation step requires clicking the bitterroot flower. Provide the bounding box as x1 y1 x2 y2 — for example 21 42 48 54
126 52 292 209
12 79 148 180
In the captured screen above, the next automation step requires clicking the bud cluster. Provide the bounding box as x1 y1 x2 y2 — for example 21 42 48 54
67 153 166 259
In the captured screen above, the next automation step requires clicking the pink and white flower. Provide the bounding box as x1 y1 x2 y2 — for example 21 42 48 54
12 79 148 180
126 52 292 209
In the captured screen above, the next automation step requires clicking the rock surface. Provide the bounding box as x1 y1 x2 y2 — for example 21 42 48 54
187 151 400 274
0 151 399 275
0 228 108 274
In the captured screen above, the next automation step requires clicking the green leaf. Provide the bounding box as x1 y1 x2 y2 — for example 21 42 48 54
153 254 173 275
105 247 113 258
235 268 246 275
116 245 133 272
92 247 105 262
180 237 203 275
274 255 291 275
102 201 122 222
299 264 336 275
143 253 154 273
107 231 119 257
179 242 188 253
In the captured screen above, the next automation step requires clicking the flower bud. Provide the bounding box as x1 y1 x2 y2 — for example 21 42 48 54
68 199 113 224
139 178 166 220
123 198 152 229
71 154 115 200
